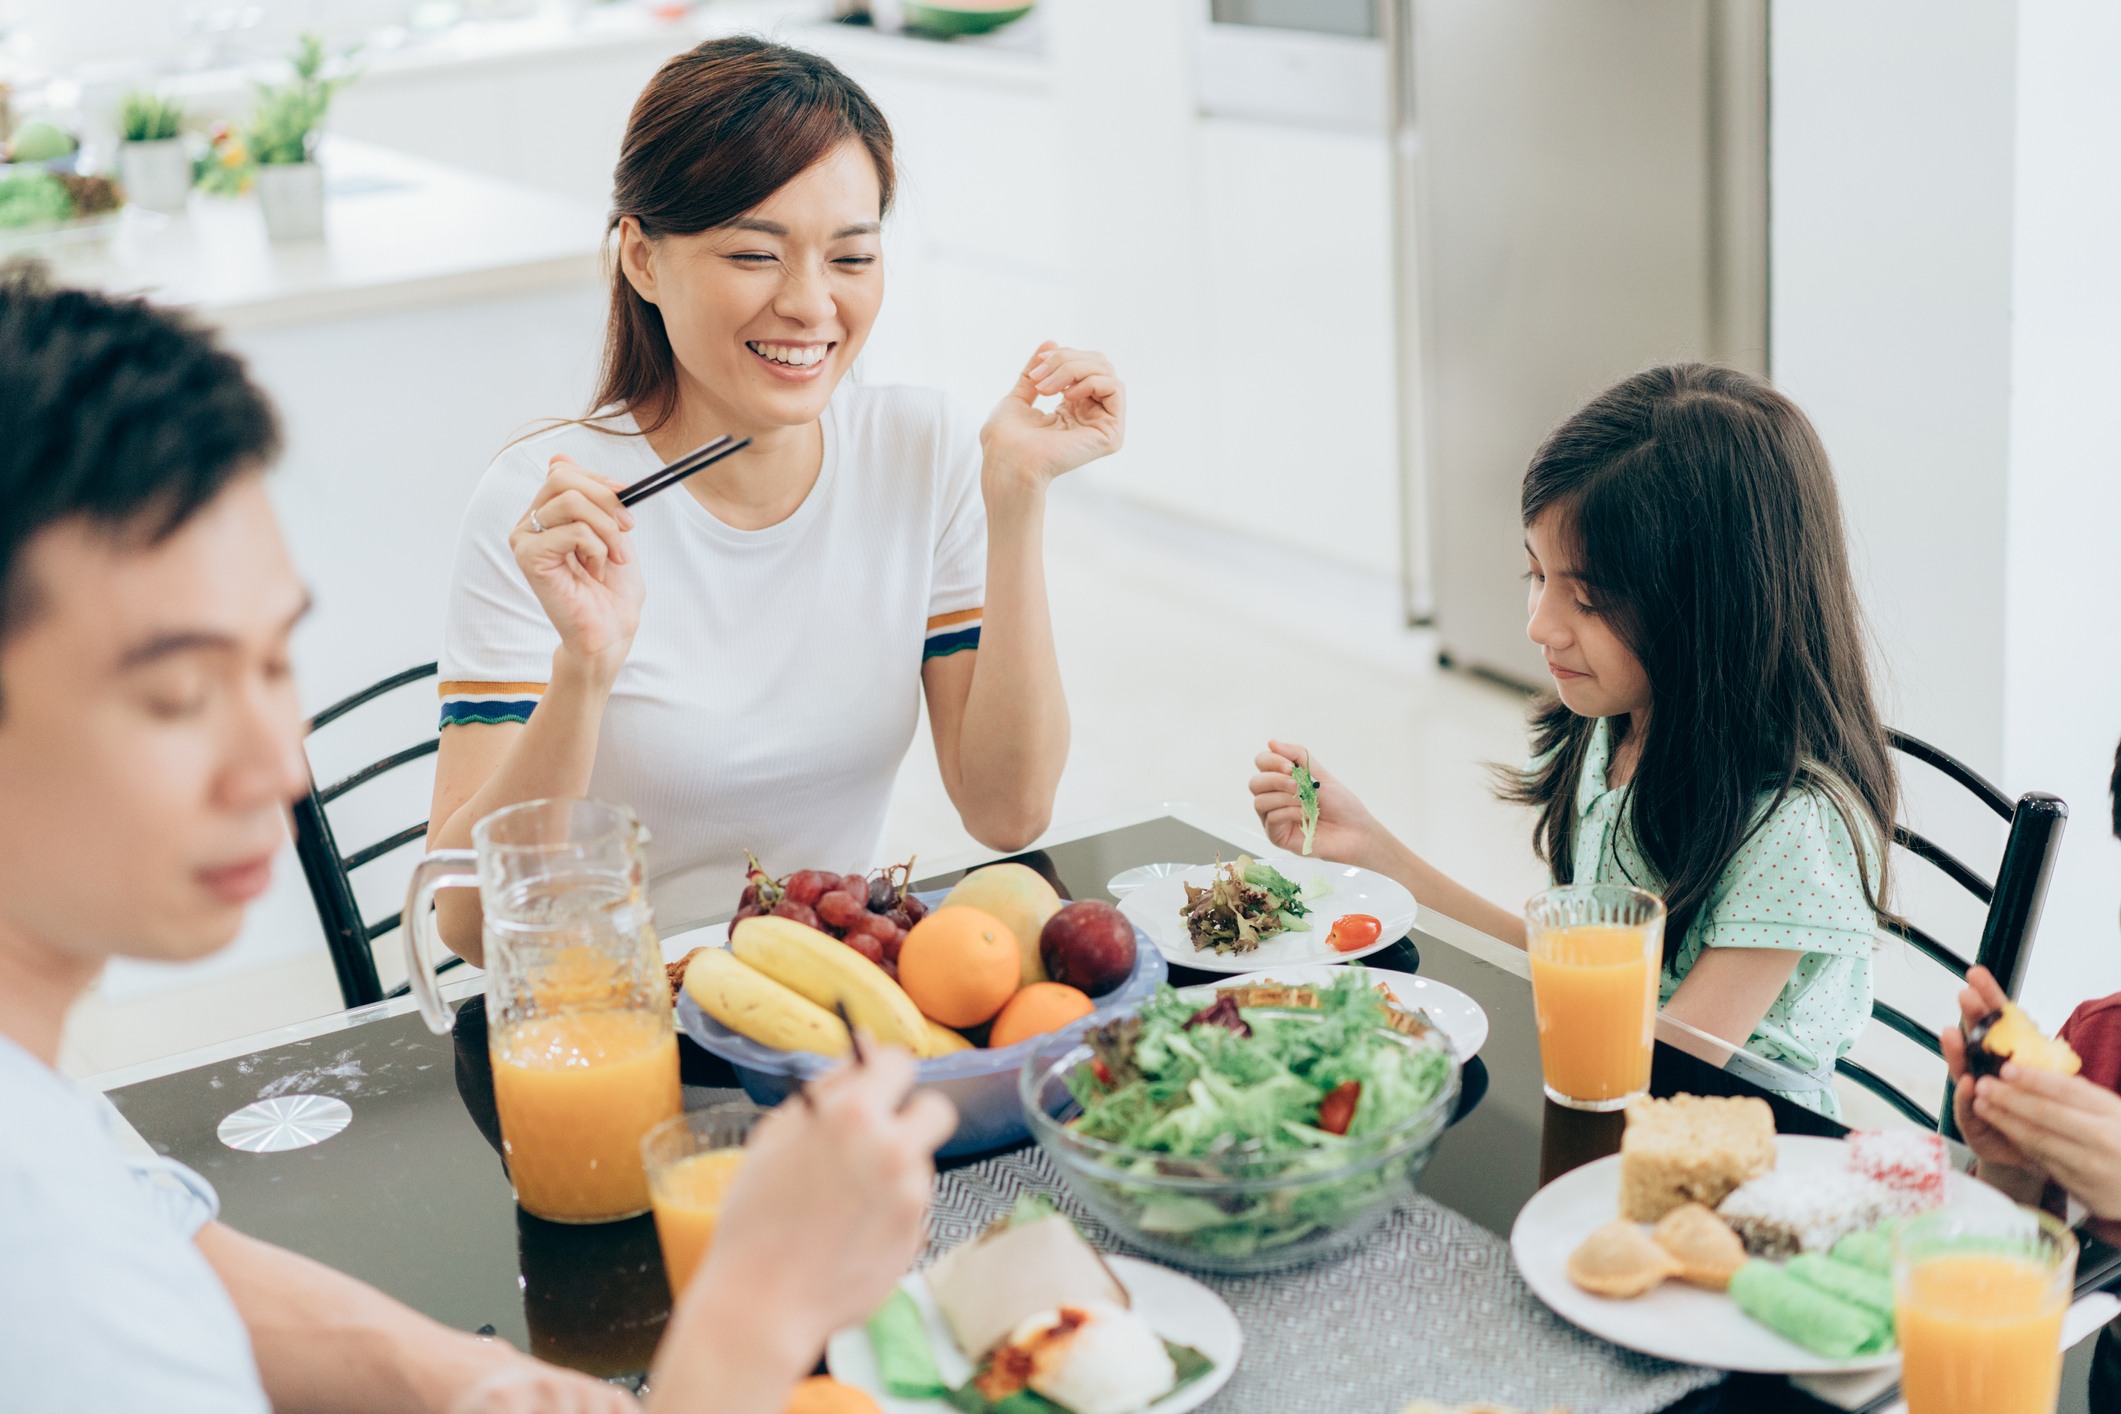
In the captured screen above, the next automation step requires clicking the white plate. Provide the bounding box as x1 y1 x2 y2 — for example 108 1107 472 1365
1118 860 1418 973
826 1254 1243 1414
1179 964 1489 1062
1510 1133 2015 1374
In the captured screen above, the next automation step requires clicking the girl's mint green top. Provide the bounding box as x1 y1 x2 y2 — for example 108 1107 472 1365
1559 717 1880 1119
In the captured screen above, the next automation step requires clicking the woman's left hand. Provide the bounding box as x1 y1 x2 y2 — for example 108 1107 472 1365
980 341 1126 488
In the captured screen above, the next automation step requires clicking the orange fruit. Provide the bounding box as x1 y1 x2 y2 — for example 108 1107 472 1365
988 981 1095 1049
782 1376 882 1414
897 906 1020 1027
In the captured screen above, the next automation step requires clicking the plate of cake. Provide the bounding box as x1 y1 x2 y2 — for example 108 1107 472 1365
1509 1096 2014 1374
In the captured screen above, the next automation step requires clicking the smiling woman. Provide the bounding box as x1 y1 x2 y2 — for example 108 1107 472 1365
429 38 1126 956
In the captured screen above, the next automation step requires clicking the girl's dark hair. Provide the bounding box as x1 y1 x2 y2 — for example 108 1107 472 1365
591 37 894 437
1500 363 1898 966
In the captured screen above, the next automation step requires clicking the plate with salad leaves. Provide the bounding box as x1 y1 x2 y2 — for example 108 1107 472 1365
1115 856 1417 974
1182 963 1488 1062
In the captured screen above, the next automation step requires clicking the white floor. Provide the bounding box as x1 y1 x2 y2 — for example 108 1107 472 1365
59 484 1941 1131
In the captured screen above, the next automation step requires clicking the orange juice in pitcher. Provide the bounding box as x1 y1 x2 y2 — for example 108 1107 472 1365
405 798 680 1223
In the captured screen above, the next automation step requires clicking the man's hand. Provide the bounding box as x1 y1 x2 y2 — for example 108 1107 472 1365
1969 1062 2121 1221
645 1047 956 1414
445 1362 637 1414
1940 966 2049 1179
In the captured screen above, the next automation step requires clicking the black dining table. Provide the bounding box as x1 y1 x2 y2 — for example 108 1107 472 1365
100 812 2118 1412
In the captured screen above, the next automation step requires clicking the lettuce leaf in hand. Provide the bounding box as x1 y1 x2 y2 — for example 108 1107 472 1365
1292 758 1320 856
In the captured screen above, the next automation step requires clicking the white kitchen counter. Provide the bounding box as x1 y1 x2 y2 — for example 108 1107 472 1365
41 137 607 331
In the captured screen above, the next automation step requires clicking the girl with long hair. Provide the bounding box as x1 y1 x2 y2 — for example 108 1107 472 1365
1251 364 1896 1116
430 38 1121 956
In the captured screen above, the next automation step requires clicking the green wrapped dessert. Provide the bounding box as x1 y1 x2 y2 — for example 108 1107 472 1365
1729 1260 1894 1359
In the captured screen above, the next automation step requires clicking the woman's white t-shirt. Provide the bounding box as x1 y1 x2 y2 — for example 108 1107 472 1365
438 383 986 928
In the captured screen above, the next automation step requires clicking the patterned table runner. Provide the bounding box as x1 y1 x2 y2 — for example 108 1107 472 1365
926 1148 1722 1414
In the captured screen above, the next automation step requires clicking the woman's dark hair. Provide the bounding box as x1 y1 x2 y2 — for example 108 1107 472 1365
1499 363 1898 965
591 37 894 436
0 262 278 673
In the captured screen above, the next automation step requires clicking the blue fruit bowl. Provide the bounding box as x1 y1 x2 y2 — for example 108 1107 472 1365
676 895 1164 1157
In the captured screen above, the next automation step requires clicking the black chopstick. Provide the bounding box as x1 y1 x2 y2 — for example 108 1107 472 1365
797 999 868 1114
615 434 752 508
834 999 868 1067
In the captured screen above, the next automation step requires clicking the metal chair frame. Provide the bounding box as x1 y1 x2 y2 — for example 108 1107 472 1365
1836 729 2067 1132
291 661 462 1009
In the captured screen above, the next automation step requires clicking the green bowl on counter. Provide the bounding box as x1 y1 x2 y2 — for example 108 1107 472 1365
899 0 1034 37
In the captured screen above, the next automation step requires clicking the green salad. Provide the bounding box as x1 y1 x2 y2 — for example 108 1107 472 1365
1060 971 1457 1257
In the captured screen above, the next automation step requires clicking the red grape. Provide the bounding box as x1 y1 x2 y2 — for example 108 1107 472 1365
885 908 913 931
841 930 885 965
732 902 764 922
816 891 868 929
848 911 894 941
902 893 928 924
771 899 821 930
879 924 908 964
868 876 894 911
784 870 831 907
739 883 758 908
834 873 869 898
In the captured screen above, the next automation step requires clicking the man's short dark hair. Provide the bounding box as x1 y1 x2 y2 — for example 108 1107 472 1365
0 262 279 647
2111 735 2120 839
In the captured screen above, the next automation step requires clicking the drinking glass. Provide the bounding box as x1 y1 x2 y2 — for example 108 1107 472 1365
642 1104 760 1299
1525 883 1665 1110
1894 1204 2076 1414
404 797 680 1223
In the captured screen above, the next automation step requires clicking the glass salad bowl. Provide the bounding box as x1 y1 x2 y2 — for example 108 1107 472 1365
1019 1010 1461 1274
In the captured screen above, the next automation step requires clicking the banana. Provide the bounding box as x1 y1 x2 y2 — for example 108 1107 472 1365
685 946 849 1057
731 915 927 1051
919 1017 975 1058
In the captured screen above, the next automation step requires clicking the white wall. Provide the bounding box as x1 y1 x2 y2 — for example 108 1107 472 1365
1773 0 2121 1029
2000 0 2121 1019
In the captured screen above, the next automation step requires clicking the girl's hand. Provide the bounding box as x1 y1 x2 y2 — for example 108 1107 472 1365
691 1048 956 1351
980 341 1126 490
508 456 644 673
1249 740 1384 866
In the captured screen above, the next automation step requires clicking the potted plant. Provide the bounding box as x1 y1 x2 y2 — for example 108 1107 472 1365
247 34 351 243
117 90 190 214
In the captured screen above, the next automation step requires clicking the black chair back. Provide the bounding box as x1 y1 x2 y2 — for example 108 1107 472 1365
292 662 461 1009
1835 730 2067 1131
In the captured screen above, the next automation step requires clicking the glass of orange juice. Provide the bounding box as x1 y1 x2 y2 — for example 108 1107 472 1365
642 1104 759 1299
1525 883 1665 1111
1894 1204 2077 1414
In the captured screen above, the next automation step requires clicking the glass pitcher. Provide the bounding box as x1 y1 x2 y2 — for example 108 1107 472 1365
403 797 680 1223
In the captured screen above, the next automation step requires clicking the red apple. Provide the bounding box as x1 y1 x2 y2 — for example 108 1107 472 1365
1040 901 1137 996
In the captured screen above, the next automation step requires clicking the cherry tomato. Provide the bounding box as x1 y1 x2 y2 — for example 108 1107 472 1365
1317 1079 1362 1135
1327 913 1382 953
1091 1058 1115 1087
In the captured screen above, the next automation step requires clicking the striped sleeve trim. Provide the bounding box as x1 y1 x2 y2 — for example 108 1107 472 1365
438 680 544 728
923 608 981 661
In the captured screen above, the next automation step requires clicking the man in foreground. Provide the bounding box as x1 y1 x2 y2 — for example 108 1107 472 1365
0 267 953 1411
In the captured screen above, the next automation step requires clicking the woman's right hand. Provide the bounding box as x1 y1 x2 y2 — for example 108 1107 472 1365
1250 740 1384 867
508 455 644 671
